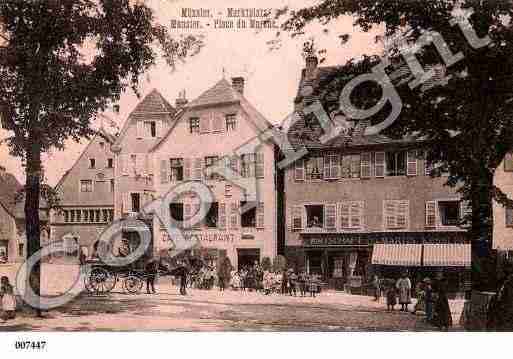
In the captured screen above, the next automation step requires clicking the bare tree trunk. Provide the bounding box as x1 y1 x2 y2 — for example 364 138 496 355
24 141 42 317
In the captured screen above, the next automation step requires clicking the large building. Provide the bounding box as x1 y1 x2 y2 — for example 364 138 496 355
150 77 278 269
50 129 117 259
282 57 471 293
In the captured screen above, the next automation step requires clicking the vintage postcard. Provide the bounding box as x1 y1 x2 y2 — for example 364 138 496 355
1 0 512 350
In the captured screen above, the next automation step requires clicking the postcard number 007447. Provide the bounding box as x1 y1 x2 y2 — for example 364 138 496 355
14 341 47 350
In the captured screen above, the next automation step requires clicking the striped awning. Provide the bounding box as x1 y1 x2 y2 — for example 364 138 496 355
371 244 422 266
423 243 471 267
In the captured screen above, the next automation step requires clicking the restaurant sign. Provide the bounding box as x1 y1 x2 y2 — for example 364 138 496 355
183 232 235 243
303 234 371 247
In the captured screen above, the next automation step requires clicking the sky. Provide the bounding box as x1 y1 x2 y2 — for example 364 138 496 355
0 0 383 186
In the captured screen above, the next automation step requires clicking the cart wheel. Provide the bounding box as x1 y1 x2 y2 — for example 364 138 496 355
123 275 143 294
86 268 116 294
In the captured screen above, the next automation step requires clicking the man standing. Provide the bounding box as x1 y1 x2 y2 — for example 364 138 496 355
145 258 158 294
396 271 412 312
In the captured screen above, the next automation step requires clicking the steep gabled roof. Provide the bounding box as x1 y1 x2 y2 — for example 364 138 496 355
186 79 241 109
113 89 176 148
131 89 175 115
150 79 274 153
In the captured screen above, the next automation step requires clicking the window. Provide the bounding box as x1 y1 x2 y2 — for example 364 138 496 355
80 180 93 192
145 121 157 138
306 205 324 228
324 154 340 180
340 155 360 178
506 207 513 227
225 184 232 197
384 200 409 229
241 201 257 228
131 193 141 213
89 158 96 169
0 241 8 262
241 153 256 178
169 203 184 226
339 201 364 229
306 157 324 180
226 114 237 131
108 209 114 222
89 209 95 223
18 243 24 257
438 201 460 226
291 206 303 230
110 179 114 192
205 156 219 180
70 210 75 223
64 210 69 223
107 158 113 168
83 210 89 222
386 151 406 176
205 202 218 228
294 159 305 181
170 158 184 181
189 117 200 134
76 210 81 222
505 153 513 172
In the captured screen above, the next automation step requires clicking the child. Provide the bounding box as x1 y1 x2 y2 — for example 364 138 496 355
1 276 16 322
386 283 397 312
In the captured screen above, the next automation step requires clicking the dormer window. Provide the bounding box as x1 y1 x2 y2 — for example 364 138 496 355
145 121 157 138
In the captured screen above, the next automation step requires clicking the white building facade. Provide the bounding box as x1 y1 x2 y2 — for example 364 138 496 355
150 78 278 269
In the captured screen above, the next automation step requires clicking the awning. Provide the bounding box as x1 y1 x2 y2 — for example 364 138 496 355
371 244 422 266
423 243 471 267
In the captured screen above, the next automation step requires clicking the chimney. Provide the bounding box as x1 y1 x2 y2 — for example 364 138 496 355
175 89 188 109
232 77 245 95
305 55 319 80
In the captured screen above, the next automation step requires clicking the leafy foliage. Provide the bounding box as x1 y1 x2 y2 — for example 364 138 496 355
261 256 272 271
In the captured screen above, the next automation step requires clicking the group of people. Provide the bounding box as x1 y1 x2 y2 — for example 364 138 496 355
0 276 16 323
373 272 453 331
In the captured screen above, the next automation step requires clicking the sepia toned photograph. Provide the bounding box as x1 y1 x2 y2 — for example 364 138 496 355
0 0 512 348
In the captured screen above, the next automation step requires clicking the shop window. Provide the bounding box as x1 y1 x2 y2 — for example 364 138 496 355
205 202 219 228
169 202 184 226
241 201 257 228
438 201 460 226
189 117 200 134
170 158 184 181
306 205 324 228
386 151 406 176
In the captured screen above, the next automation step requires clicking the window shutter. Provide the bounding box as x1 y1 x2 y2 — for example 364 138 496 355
426 201 437 227
136 120 143 139
361 153 371 178
160 159 169 184
339 202 350 229
184 203 192 229
325 204 337 230
119 155 127 176
122 193 131 213
384 201 396 229
256 153 264 178
397 201 409 228
213 113 224 133
219 203 227 229
375 152 385 177
194 158 203 180
292 205 303 230
184 158 192 180
230 202 239 229
294 159 305 181
256 202 264 229
407 150 418 176
200 116 211 133
156 120 163 138
330 154 340 179
192 202 201 229
323 156 331 179
351 201 363 228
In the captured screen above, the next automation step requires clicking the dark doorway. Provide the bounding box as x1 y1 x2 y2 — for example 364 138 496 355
237 248 260 270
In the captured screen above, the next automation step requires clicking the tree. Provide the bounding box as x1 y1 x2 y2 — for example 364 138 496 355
281 0 513 291
273 255 287 272
0 0 203 314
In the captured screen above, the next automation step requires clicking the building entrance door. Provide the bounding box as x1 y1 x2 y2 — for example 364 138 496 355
237 248 260 270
